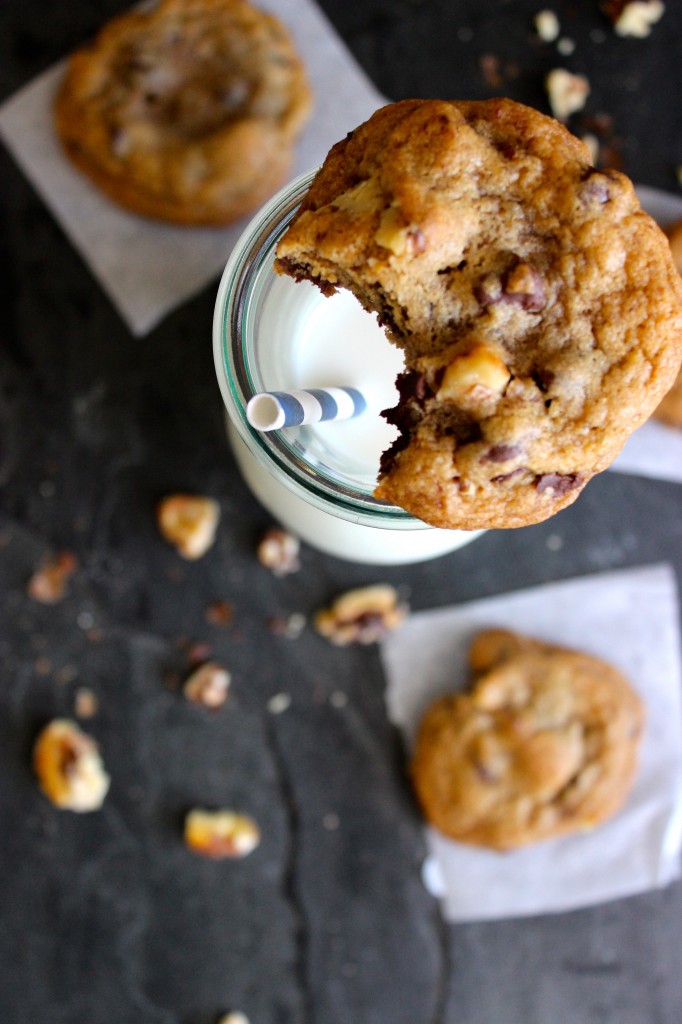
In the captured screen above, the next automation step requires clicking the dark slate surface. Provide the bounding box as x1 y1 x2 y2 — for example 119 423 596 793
1 2 681 1023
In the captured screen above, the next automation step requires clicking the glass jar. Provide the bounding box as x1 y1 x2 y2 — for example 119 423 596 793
213 170 483 564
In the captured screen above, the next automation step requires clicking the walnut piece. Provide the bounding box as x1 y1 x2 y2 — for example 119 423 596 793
256 527 300 576
184 809 261 859
545 69 590 121
183 662 231 708
157 494 220 559
535 9 560 41
27 551 77 603
437 341 511 413
33 719 110 812
603 1 665 37
314 584 408 645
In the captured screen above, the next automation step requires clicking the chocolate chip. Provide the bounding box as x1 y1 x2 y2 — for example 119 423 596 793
483 443 522 463
535 472 584 496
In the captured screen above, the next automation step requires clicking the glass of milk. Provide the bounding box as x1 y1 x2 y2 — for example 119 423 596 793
213 170 483 564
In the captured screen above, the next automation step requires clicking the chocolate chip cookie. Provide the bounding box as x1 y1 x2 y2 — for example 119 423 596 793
55 0 312 225
275 99 682 529
410 629 644 851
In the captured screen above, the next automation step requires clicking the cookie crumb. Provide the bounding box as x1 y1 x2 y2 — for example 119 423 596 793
27 551 77 604
205 600 233 626
267 692 292 714
534 10 560 42
256 527 300 576
581 133 600 164
217 1013 250 1024
557 37 575 55
266 612 306 638
183 662 231 708
157 494 220 559
74 687 99 719
314 585 408 646
603 1 665 37
33 719 110 812
545 69 590 121
184 809 260 858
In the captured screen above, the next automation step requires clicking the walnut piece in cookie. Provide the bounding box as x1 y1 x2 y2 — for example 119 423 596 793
256 526 301 575
33 719 110 812
27 551 77 603
54 0 312 225
157 494 220 559
314 584 408 645
411 629 644 850
183 662 231 708
602 1 665 37
184 809 260 858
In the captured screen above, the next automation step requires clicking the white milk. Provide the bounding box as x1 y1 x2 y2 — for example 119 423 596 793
257 275 403 484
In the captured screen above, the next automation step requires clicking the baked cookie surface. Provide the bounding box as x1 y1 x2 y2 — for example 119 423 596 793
55 0 312 225
410 629 644 851
275 99 682 529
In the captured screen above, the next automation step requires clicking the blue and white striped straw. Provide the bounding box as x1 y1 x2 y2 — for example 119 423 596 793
246 387 367 432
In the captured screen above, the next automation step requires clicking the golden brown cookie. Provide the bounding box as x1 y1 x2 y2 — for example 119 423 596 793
410 629 644 851
55 0 312 225
275 99 682 529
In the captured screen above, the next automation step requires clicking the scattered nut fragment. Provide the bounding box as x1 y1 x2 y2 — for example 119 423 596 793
184 809 260 859
217 1013 250 1024
157 494 220 560
314 585 408 646
183 662 231 708
535 9 560 42
266 612 306 638
74 687 98 719
33 719 110 812
27 551 77 604
602 0 664 37
256 527 300 576
267 692 292 714
545 68 590 121
205 600 233 626
581 133 600 165
557 37 575 55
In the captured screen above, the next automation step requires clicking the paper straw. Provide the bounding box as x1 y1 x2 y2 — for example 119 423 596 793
246 387 367 431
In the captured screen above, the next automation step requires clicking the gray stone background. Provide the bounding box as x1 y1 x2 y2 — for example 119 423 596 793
0 2 681 1022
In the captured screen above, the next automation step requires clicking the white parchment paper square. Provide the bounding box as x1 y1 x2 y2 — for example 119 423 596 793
0 0 384 336
381 564 682 922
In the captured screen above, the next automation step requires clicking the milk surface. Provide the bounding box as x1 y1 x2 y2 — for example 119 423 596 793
256 274 403 482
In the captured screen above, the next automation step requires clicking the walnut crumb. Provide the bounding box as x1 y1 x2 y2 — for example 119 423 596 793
314 585 408 646
535 10 560 42
184 809 260 859
27 551 77 604
545 68 590 121
217 1013 250 1024
603 1 664 37
33 719 110 812
183 662 231 708
256 527 300 576
157 494 220 559
74 687 98 719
